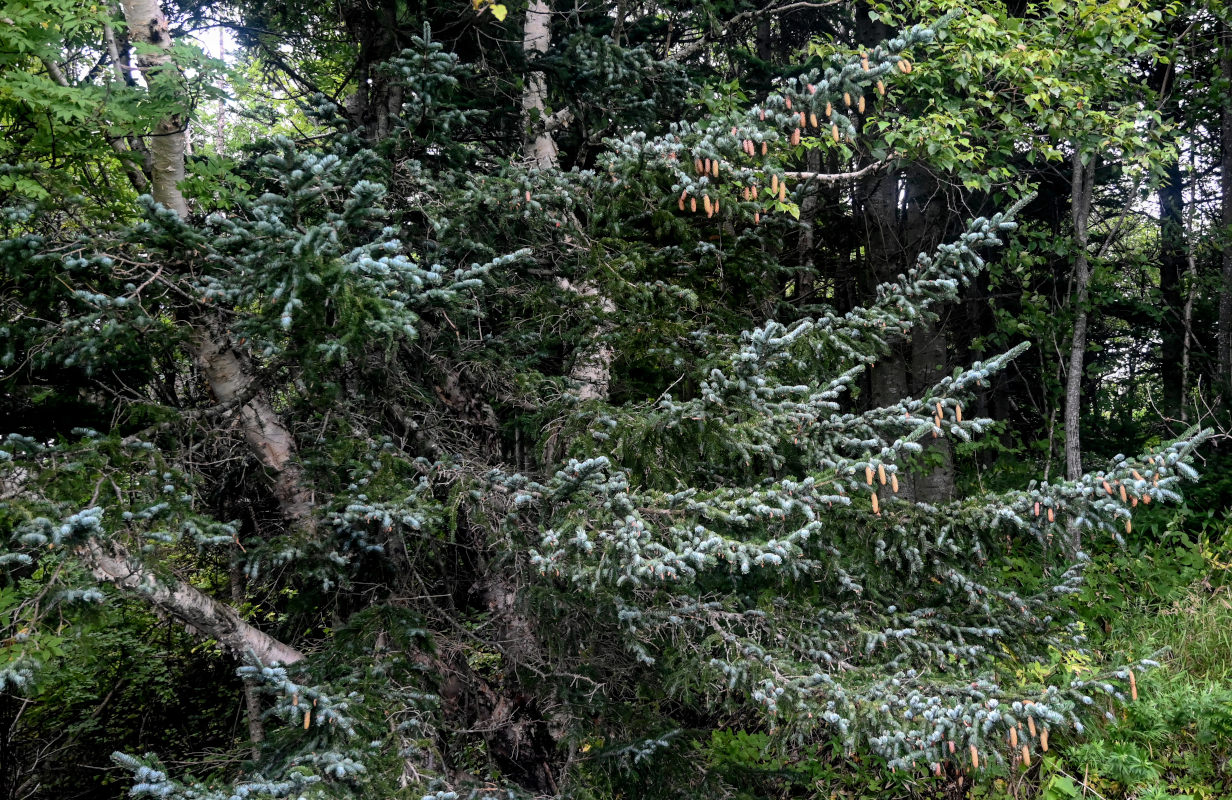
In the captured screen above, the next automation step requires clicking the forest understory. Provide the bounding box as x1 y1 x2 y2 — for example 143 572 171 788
2 0 1232 798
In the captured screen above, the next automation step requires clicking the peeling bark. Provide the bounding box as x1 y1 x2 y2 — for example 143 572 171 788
520 2 615 402
118 0 187 216
60 0 321 684
232 562 266 757
114 0 316 531
522 0 557 169
80 538 304 665
557 278 615 401
194 327 316 530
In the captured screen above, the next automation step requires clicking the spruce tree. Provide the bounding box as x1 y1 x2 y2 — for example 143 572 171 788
0 5 1209 798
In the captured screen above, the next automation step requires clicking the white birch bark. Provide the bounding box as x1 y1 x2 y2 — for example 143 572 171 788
117 0 316 531
556 278 615 401
521 0 558 169
80 538 304 665
118 0 187 216
520 0 615 401
193 328 316 528
50 0 316 673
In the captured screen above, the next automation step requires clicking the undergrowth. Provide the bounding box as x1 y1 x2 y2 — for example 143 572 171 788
692 507 1232 799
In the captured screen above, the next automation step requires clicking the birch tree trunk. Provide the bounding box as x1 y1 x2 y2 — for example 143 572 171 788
118 0 187 216
232 562 266 757
1064 152 1096 483
56 0 314 672
520 0 614 402
80 538 304 665
118 0 316 533
522 0 558 169
193 327 316 529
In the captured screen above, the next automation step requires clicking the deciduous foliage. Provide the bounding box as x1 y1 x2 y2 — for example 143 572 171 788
0 1 1225 798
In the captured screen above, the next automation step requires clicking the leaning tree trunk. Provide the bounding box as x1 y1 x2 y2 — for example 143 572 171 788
81 537 304 665
118 0 316 534
61 0 312 672
1064 152 1096 484
193 327 316 529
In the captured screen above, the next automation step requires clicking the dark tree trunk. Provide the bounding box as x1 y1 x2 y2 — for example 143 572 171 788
904 166 954 501
796 147 822 304
856 4 914 498
343 0 401 141
1151 34 1184 420
858 163 915 500
1220 21 1232 394
1158 159 1186 423
756 18 772 62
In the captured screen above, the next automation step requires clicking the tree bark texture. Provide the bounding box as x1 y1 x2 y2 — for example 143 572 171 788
81 538 304 665
118 0 187 216
904 166 954 502
520 2 614 402
341 0 400 139
68 0 317 674
859 166 916 501
1065 153 1096 483
556 279 615 401
795 148 822 303
193 327 316 529
522 0 558 169
232 562 266 757
117 0 317 532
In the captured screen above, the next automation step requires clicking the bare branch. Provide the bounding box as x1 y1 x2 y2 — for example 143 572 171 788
784 159 890 183
38 58 69 87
